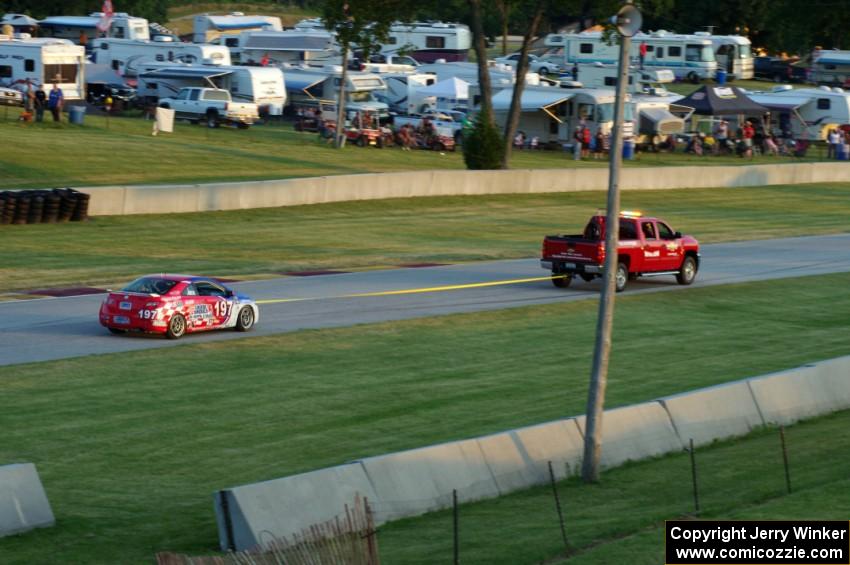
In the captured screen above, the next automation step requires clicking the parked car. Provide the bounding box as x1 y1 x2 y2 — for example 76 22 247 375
99 275 259 339
753 56 806 83
0 86 23 107
495 53 561 75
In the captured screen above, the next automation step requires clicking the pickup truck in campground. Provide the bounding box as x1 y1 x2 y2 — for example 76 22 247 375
158 87 259 128
541 212 700 292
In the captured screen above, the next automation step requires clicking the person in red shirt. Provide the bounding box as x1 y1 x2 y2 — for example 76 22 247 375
742 121 755 158
582 126 591 158
639 42 648 69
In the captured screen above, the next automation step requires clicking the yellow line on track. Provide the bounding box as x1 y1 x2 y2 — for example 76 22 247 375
255 275 559 304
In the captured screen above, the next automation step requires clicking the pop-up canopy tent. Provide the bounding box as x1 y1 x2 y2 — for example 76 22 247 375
674 85 769 116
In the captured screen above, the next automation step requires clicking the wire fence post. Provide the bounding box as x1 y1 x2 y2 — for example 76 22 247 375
779 426 792 494
452 489 459 565
548 461 570 552
689 438 700 515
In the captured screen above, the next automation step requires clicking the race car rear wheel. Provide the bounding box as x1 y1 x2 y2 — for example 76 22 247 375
166 314 186 339
108 327 126 335
235 307 255 332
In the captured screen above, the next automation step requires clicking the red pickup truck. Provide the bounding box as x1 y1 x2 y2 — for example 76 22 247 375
541 212 700 292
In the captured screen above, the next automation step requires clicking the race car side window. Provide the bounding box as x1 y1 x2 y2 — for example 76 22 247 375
182 284 198 296
195 281 226 297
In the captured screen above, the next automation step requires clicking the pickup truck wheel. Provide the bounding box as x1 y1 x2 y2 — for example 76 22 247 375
676 256 698 285
615 263 628 292
206 110 220 128
551 273 572 288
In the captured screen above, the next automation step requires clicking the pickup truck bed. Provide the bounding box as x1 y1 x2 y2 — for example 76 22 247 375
541 213 700 292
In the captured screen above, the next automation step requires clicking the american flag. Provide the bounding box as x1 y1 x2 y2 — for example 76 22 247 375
96 0 114 33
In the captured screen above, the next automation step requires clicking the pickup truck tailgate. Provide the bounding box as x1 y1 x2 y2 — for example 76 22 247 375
542 235 602 263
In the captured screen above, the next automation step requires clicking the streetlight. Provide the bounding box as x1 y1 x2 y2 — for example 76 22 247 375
581 2 642 484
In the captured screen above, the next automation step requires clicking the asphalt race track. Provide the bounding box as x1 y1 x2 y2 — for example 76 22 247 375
2 234 850 367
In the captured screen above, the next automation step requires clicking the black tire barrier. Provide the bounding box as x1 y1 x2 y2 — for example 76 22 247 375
1 188 91 225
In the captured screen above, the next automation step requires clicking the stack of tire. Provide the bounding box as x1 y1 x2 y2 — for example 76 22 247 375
0 188 90 225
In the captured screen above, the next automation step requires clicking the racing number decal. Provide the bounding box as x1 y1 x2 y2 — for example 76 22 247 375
213 299 232 321
138 309 158 320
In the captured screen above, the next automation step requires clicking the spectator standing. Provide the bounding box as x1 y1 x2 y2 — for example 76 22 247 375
827 128 841 159
22 78 34 112
571 63 578 81
742 121 755 159
581 125 591 159
593 130 605 159
513 131 525 149
33 84 47 122
47 83 64 122
714 119 729 154
639 42 647 69
573 126 583 160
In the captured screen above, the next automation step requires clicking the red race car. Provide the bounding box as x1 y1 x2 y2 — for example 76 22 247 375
99 274 259 339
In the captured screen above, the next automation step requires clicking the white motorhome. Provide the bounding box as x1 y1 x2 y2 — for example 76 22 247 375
378 72 438 114
39 13 150 42
213 29 338 66
137 62 286 115
192 13 282 44
285 65 389 117
544 30 717 83
810 49 850 87
696 32 753 79
747 85 850 140
90 37 231 77
490 84 632 145
0 36 85 99
381 21 471 63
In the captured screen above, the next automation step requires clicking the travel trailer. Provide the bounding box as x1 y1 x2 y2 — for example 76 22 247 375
0 36 85 99
747 85 850 140
192 13 282 44
136 62 286 115
416 61 537 91
809 49 850 87
697 32 753 79
377 72 438 114
39 13 150 42
212 29 337 66
544 30 717 83
381 22 471 63
90 37 231 77
490 84 632 145
285 65 389 117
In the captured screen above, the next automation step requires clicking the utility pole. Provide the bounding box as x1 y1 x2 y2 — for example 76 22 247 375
581 2 641 484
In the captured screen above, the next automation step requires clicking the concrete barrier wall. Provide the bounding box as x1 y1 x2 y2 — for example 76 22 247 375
575 401 683 469
214 354 850 551
83 162 849 216
660 380 765 447
0 463 54 538
213 462 378 552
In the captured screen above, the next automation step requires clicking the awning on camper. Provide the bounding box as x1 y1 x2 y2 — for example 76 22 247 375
284 73 327 94
243 34 333 52
491 89 574 113
206 16 279 31
747 94 810 111
39 16 99 27
139 67 234 81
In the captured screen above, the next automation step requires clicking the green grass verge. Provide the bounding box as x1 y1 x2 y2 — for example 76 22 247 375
1 273 849 563
4 183 850 292
379 411 850 565
0 106 833 190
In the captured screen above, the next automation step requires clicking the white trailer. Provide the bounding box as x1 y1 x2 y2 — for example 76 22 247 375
137 63 286 115
212 29 338 66
379 72 438 114
192 13 282 44
39 13 150 43
90 37 231 77
544 29 717 83
696 32 753 79
810 49 850 87
285 65 389 117
747 85 850 140
0 36 85 99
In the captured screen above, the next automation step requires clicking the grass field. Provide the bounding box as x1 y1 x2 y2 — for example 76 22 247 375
378 411 850 564
0 106 832 190
3 183 850 293
1 272 849 563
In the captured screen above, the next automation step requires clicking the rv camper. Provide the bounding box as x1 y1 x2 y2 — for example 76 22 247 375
39 13 150 43
213 29 337 66
192 13 282 44
747 85 850 140
285 66 389 117
137 62 286 115
697 32 753 80
544 30 717 83
90 37 231 77
0 36 85 99
810 49 850 87
378 72 438 114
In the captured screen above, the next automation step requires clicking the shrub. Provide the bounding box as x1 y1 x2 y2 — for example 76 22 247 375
462 109 504 170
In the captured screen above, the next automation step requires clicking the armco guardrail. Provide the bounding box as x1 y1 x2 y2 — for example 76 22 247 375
77 162 849 216
214 354 850 551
